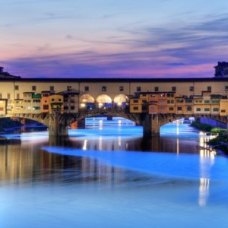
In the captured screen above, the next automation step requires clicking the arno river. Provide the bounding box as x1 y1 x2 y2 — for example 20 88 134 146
0 120 228 228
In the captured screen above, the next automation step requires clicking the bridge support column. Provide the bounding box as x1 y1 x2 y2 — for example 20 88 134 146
142 114 160 137
48 113 68 137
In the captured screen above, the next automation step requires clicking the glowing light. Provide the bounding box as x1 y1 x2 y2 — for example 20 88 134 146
82 139 88 150
99 119 103 130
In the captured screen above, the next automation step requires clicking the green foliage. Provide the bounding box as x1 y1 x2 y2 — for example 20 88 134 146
211 128 226 134
209 131 228 153
191 121 212 132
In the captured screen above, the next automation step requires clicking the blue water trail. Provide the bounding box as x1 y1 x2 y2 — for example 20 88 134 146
42 147 228 181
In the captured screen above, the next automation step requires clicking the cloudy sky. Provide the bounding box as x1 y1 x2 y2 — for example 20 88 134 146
1 0 228 78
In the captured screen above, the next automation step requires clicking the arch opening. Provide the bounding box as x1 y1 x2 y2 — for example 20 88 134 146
113 94 129 108
96 94 112 109
80 94 95 110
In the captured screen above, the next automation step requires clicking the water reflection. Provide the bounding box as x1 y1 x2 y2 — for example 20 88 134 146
1 124 228 228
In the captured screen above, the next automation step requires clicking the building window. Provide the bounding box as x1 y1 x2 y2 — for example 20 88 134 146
136 86 141 92
177 107 182 111
43 105 49 110
187 106 192 111
207 86 211 92
84 86 89 92
32 86 36 91
15 85 19 90
16 94 20 99
196 108 201 111
204 108 210 112
64 106 68 110
119 86 124 92
67 86 72 91
169 107 174 111
189 86 194 92
7 93 10 99
102 86 107 92
50 86 54 91
172 86 176 92
0 93 2 99
70 106 75 110
133 107 139 110
154 87 159 92
213 108 219 112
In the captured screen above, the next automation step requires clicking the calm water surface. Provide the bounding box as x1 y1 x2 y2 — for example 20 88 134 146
0 123 228 228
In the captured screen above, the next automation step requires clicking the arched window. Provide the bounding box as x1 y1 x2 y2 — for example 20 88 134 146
80 94 95 109
96 94 112 108
114 94 129 107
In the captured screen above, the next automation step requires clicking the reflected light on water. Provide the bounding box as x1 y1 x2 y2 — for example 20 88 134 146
42 147 228 181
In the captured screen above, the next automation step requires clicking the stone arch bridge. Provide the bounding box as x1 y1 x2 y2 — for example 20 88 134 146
5 110 227 137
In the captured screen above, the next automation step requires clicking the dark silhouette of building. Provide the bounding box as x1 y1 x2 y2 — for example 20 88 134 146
0 67 20 79
214 62 228 78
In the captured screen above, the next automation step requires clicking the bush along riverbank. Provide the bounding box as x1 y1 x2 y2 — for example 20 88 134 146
191 120 228 154
209 129 228 154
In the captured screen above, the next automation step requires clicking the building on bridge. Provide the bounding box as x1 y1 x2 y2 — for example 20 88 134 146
130 91 228 117
0 76 227 116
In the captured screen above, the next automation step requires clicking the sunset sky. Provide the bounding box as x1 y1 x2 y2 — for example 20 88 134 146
1 0 228 78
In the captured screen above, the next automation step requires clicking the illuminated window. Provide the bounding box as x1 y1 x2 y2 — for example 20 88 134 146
96 94 112 104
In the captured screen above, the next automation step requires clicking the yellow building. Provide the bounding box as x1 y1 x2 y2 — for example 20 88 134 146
130 98 143 113
49 94 63 113
220 99 228 116
148 93 169 114
0 99 7 115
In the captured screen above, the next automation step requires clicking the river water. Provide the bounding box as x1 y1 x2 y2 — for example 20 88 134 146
0 122 228 228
